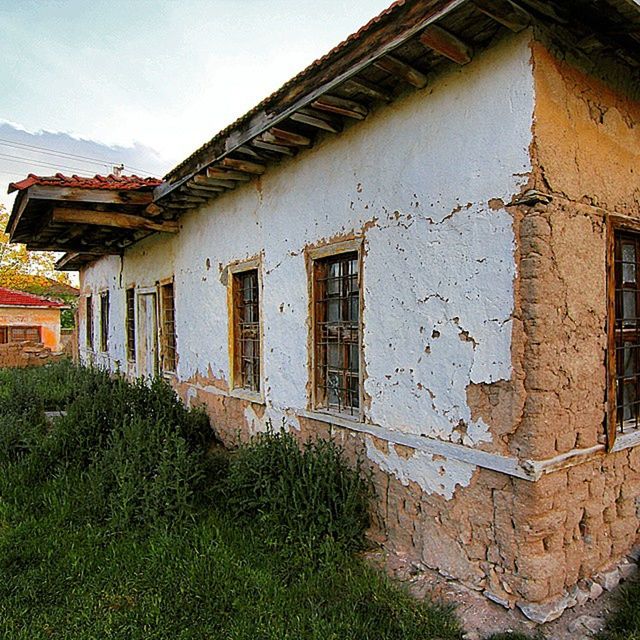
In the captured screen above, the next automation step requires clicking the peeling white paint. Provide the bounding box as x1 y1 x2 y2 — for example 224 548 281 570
79 33 535 497
365 438 476 499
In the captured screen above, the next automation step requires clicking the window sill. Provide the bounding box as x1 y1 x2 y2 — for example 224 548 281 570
229 387 265 405
300 408 365 430
611 429 640 452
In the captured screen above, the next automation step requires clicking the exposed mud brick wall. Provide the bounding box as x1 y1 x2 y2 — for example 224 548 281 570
512 197 607 460
515 36 640 604
531 37 640 213
0 341 65 369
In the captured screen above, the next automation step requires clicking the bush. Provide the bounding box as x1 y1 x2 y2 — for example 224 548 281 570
224 428 372 554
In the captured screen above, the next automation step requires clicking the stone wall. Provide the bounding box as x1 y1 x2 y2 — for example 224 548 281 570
0 341 65 368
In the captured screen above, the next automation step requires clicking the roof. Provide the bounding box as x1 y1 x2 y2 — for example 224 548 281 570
0 287 67 308
5 0 640 272
0 273 79 297
8 173 161 194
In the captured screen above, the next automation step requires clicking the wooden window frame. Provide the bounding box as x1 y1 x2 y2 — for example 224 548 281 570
125 286 136 363
0 327 7 344
607 215 640 450
3 326 41 343
227 258 263 402
85 294 94 351
99 290 109 353
158 279 177 373
309 239 363 419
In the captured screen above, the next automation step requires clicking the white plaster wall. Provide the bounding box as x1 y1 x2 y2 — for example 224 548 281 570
80 32 535 497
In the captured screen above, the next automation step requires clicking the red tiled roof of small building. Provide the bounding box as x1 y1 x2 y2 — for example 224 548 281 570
0 287 67 308
7 173 162 194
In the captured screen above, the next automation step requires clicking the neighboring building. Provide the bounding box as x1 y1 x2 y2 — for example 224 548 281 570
5 0 640 622
0 287 67 350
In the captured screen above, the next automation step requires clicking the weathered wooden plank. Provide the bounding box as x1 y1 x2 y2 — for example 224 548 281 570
190 175 227 191
253 139 295 155
266 127 311 147
290 108 343 133
205 168 252 182
373 55 428 88
182 185 224 199
52 207 179 233
145 203 164 218
472 0 531 32
419 24 473 64
311 95 368 120
28 185 154 206
170 194 208 204
343 77 392 102
220 157 266 174
203 170 240 188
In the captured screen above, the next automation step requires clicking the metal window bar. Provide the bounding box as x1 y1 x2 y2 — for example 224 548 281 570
315 253 360 415
100 291 109 352
235 270 260 392
614 231 640 433
86 295 93 350
160 283 176 371
126 288 136 362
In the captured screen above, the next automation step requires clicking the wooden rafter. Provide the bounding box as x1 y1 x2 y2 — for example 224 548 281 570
190 175 227 190
373 55 428 88
220 157 265 174
472 0 531 32
265 127 311 147
253 139 295 155
51 207 179 233
290 108 342 133
343 77 392 102
205 168 251 182
419 24 473 64
311 95 368 120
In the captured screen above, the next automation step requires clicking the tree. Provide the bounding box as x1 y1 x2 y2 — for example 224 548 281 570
0 202 71 281
0 202 77 327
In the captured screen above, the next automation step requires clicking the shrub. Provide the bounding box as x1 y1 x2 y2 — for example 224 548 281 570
224 428 372 554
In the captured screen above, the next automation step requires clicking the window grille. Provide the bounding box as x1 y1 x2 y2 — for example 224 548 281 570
99 291 109 352
233 270 260 392
159 282 176 372
313 252 360 415
126 287 136 362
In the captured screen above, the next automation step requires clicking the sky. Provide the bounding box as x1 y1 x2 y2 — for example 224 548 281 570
0 0 393 206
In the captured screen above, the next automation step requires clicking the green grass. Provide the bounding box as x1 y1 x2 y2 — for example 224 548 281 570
597 578 640 639
0 362 461 639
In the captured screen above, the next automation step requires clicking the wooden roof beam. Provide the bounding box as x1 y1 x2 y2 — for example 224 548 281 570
27 185 153 206
190 175 228 190
472 0 531 32
51 207 179 233
311 95 368 120
264 127 311 147
419 24 473 65
373 55 428 88
205 168 252 182
253 139 295 155
343 77 392 103
290 108 343 133
220 157 266 174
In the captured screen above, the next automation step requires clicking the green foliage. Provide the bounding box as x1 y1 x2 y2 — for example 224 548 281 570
0 362 462 639
224 428 372 555
597 577 640 639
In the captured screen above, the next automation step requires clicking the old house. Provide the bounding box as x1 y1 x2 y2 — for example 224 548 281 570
5 0 640 622
0 286 67 351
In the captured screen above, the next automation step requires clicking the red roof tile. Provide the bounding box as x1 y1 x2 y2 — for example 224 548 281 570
7 173 162 194
0 287 67 308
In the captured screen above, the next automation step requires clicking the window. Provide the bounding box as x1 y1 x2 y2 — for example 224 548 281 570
99 291 109 352
86 295 94 350
126 287 136 362
312 250 361 416
159 282 176 372
0 326 41 343
231 268 261 393
610 228 640 442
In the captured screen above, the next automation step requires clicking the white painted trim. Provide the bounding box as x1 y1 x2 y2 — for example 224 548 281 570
299 409 535 480
612 429 640 452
